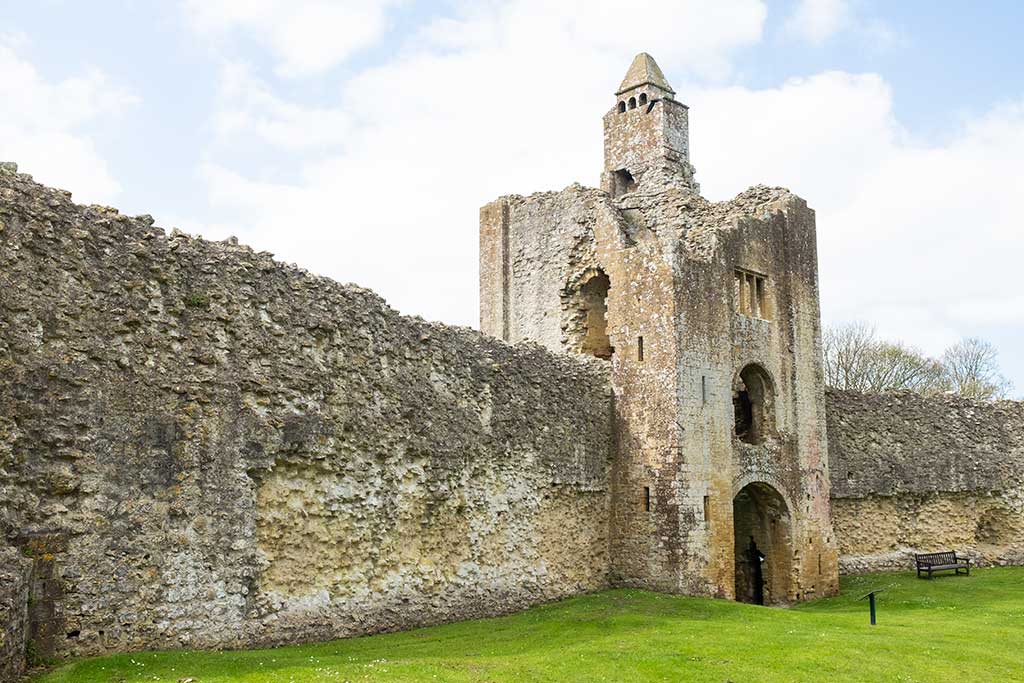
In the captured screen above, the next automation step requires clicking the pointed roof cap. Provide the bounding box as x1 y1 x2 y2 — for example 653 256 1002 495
616 53 674 96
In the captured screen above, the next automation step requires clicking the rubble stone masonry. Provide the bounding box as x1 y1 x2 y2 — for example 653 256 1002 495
0 547 31 681
1 53 1022 675
482 53 839 606
826 389 1024 573
0 165 612 669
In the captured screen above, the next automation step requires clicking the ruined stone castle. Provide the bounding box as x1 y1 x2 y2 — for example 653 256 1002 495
1 54 1022 679
481 52 838 604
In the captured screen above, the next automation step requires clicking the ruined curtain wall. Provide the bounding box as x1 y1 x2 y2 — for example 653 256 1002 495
826 389 1024 574
0 168 613 668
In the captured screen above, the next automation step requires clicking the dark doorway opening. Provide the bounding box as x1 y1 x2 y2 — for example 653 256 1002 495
733 364 774 444
734 388 752 439
611 169 637 198
733 482 792 605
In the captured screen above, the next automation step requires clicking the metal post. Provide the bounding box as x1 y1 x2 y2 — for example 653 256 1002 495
859 588 884 626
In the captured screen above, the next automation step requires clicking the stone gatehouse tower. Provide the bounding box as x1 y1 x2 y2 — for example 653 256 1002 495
480 53 839 604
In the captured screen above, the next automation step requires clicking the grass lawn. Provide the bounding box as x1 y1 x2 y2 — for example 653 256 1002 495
33 567 1024 682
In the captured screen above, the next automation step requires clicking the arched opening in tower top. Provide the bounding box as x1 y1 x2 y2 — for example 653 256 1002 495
618 101 626 113
733 482 793 605
628 96 637 109
611 169 636 198
638 93 648 105
733 364 775 445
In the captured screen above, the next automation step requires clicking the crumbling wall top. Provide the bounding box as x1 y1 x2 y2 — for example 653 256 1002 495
826 388 1024 498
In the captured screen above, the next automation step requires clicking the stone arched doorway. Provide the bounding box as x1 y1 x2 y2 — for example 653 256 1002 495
732 482 793 605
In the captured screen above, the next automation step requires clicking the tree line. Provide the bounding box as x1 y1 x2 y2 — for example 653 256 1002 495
822 322 1013 400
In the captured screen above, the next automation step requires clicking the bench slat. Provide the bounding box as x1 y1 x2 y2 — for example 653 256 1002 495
914 550 970 578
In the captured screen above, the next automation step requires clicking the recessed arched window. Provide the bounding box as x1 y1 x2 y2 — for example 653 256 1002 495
563 269 613 360
639 93 648 105
733 364 775 445
618 101 626 113
628 97 637 109
579 271 613 359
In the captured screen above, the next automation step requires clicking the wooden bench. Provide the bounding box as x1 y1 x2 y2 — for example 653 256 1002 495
915 551 971 579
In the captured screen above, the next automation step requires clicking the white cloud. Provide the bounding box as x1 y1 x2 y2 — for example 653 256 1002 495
784 0 851 44
189 0 770 325
0 40 137 204
214 63 351 149
693 71 898 208
182 0 400 77
691 74 1024 361
820 101 1024 349
178 0 1020 389
418 0 767 81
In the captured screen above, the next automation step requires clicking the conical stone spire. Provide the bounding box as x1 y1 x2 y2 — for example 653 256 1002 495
604 52 696 194
616 53 674 96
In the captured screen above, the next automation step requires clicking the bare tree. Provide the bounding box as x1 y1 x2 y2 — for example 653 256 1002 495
822 322 944 394
866 341 946 394
941 338 1012 400
822 321 876 390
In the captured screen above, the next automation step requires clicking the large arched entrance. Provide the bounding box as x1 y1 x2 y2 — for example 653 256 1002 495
732 482 793 605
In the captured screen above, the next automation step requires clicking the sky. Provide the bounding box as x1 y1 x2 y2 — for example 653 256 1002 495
1 0 1021 396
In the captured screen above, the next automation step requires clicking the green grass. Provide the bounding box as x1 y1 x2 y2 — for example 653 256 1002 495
34 567 1024 682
